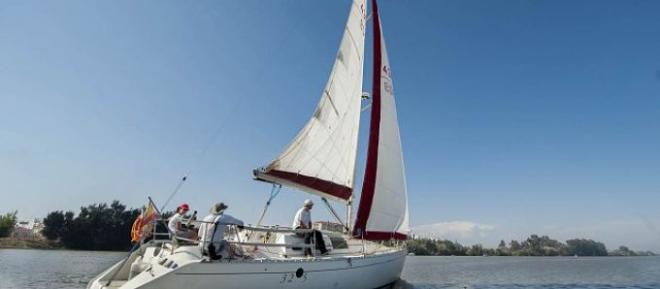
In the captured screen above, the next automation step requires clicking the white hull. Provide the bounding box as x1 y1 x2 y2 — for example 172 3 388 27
88 247 405 289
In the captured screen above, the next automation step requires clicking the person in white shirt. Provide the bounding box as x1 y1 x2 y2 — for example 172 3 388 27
198 202 244 259
168 203 196 240
292 200 312 229
292 199 327 256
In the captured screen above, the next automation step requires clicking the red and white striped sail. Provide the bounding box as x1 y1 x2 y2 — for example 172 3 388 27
255 0 367 202
353 0 409 240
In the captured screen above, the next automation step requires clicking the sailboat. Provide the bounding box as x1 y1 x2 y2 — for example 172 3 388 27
88 0 409 288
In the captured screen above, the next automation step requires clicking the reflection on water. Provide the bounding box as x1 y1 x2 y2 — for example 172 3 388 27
1 249 659 289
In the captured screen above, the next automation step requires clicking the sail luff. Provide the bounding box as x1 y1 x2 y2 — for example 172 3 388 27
353 0 382 237
254 0 367 203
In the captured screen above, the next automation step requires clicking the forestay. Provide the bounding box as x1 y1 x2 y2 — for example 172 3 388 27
353 0 409 240
255 0 367 203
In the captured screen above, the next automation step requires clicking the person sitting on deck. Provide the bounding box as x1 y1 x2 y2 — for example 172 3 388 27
198 202 244 259
292 199 328 256
167 203 197 241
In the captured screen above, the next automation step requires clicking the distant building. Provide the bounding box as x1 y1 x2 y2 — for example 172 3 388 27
16 220 32 230
313 221 345 233
12 218 44 240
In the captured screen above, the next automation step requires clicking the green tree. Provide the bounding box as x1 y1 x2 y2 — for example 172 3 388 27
0 211 18 237
406 238 467 256
43 201 140 250
509 240 521 251
566 238 608 256
509 240 524 255
466 244 484 256
538 235 562 256
407 239 432 255
523 234 543 256
42 211 65 240
496 240 510 256
610 245 638 256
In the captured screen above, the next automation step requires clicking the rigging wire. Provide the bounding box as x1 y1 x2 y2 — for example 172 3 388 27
245 183 282 243
159 94 245 212
321 197 349 231
255 184 282 228
160 176 188 212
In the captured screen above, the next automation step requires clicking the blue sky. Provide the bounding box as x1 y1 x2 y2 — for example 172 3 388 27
1 0 660 251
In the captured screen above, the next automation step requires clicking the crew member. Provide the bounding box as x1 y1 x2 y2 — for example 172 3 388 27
168 203 196 240
292 199 328 256
198 202 244 258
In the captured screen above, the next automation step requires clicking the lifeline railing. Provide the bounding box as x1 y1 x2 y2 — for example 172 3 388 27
145 220 321 258
153 221 405 259
143 216 403 259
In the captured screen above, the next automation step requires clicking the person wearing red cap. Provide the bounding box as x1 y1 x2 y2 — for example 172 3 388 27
168 203 192 239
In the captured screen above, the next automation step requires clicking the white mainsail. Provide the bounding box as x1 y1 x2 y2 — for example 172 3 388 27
255 0 367 202
353 0 409 240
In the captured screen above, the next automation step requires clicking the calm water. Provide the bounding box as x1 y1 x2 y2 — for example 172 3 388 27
1 249 659 289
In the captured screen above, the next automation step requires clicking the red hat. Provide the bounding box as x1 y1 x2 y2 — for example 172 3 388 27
178 203 190 211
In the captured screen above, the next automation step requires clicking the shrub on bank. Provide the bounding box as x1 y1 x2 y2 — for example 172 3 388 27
0 211 18 238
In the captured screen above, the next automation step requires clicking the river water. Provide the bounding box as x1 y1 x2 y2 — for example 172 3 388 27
1 249 658 289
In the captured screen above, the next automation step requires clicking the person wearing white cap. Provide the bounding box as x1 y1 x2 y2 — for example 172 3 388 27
292 199 314 229
198 202 244 259
292 199 328 256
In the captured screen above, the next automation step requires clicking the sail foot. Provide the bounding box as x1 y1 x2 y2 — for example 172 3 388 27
254 169 352 202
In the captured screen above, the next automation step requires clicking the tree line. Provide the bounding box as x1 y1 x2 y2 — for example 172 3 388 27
2 203 658 255
41 201 141 251
407 234 656 256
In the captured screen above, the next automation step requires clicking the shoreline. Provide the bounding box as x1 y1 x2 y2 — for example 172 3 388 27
5 241 654 256
5 246 650 256
1 238 655 257
0 237 61 250
0 238 129 253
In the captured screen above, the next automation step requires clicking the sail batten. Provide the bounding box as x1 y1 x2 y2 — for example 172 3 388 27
254 0 367 202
